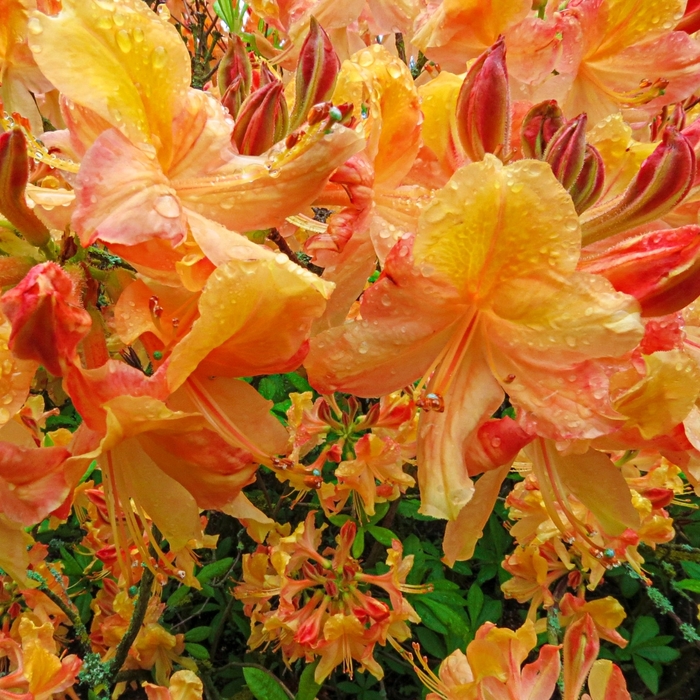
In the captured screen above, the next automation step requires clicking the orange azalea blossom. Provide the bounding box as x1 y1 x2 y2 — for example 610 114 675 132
408 619 560 700
321 432 415 517
0 616 82 700
501 453 676 595
306 155 644 522
234 512 426 682
144 670 203 700
25 0 362 269
511 0 700 124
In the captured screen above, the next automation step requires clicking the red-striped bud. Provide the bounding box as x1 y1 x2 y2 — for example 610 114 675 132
289 17 341 131
221 75 246 119
520 99 564 159
581 127 696 245
0 128 50 248
455 37 510 162
579 225 700 317
544 114 587 190
217 35 252 97
570 144 605 214
232 81 289 155
0 262 91 376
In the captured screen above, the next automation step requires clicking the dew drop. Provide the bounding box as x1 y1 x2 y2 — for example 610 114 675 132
358 341 369 354
27 17 43 35
153 194 181 218
116 29 132 53
132 26 144 42
151 46 167 69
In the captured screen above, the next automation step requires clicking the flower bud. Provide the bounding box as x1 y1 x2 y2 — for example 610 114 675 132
0 262 91 376
579 225 700 317
232 81 289 155
0 128 51 249
581 127 696 245
569 144 604 214
217 35 252 97
221 75 246 119
455 37 510 162
520 99 564 159
544 114 587 190
289 17 341 131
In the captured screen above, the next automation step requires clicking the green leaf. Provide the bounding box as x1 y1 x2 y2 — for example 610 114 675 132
184 643 210 660
366 525 397 546
631 616 660 646
351 528 365 559
243 667 290 700
413 601 448 634
166 585 191 608
296 662 323 700
397 498 436 521
681 561 700 579
466 585 484 627
633 655 659 694
415 627 447 659
420 597 469 639
184 626 211 642
197 557 234 584
635 646 680 663
676 578 700 593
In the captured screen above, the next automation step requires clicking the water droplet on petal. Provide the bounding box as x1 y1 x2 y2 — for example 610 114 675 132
116 29 132 53
151 46 167 69
153 194 181 218
27 17 43 35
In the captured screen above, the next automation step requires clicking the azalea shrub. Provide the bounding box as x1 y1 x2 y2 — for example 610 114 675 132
6 0 700 699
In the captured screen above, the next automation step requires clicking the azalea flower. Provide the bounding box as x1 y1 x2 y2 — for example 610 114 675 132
306 155 643 521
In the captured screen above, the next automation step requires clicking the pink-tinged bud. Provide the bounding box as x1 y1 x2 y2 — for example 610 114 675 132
0 128 51 248
221 75 246 119
581 127 696 245
232 81 289 155
468 417 533 477
570 144 605 214
520 99 564 159
563 614 599 700
579 225 700 317
455 37 510 162
289 17 341 131
677 0 700 33
0 262 91 376
217 35 252 98
544 114 587 190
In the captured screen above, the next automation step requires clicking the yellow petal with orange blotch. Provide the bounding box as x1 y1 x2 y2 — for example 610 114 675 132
0 514 33 585
412 0 531 72
28 0 191 167
413 156 581 306
333 44 421 186
614 350 700 439
167 256 332 391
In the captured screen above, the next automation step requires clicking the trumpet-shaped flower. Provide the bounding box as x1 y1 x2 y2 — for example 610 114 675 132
306 155 643 520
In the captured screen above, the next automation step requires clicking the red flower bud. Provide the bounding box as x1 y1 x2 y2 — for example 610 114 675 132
455 37 510 162
579 225 700 317
0 128 50 248
221 75 246 119
232 81 289 155
544 114 587 190
570 144 605 214
0 262 91 376
520 100 565 159
289 17 341 131
217 35 252 98
581 127 696 245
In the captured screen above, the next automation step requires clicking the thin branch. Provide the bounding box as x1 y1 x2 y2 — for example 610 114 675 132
108 566 155 683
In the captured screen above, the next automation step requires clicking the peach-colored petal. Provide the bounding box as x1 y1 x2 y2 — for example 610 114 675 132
72 128 186 248
167 256 332 390
29 0 191 167
443 465 510 564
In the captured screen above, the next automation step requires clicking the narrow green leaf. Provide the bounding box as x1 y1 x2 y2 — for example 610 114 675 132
184 643 210 660
296 661 322 700
676 578 700 593
166 585 190 608
243 667 290 700
635 646 680 663
466 585 484 626
633 655 659 694
184 626 211 642
197 557 234 584
366 525 397 546
351 528 365 559
630 616 660 646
